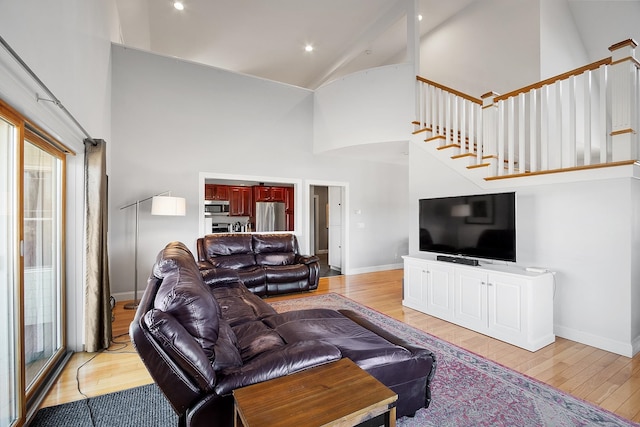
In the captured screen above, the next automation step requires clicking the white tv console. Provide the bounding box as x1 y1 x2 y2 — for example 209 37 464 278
402 255 555 352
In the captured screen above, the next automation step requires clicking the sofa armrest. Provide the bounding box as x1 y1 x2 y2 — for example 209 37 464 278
143 309 217 392
296 254 320 265
214 341 341 395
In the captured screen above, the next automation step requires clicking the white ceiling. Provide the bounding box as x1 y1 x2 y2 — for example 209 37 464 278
113 0 640 165
114 0 478 90
114 0 640 90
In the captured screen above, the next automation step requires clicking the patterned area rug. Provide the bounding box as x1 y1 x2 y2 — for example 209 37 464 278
32 293 638 427
269 293 639 427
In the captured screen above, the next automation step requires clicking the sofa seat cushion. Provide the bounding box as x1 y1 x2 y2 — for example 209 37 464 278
232 320 285 362
264 264 309 283
212 319 243 370
211 283 276 326
264 309 414 369
214 341 342 395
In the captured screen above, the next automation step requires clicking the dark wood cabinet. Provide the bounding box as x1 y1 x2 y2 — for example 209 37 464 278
285 187 294 231
205 184 229 201
253 186 286 202
229 186 253 216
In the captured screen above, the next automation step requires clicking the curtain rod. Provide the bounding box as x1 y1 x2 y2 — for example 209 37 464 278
0 34 97 146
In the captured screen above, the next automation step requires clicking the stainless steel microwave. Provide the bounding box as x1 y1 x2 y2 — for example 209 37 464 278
204 200 230 216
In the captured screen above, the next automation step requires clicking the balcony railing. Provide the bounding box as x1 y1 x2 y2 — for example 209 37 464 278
414 39 639 180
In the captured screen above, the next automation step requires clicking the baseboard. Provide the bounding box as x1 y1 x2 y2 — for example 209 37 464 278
555 325 635 357
632 333 640 357
346 263 403 275
111 291 141 304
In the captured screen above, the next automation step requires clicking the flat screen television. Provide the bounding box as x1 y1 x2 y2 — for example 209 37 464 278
419 192 516 262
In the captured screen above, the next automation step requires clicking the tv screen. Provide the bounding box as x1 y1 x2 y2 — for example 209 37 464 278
419 192 516 262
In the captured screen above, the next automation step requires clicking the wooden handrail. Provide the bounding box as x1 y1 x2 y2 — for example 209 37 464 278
416 76 482 105
495 57 612 102
485 160 636 181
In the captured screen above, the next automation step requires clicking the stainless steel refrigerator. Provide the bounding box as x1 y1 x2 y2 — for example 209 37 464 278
255 202 286 232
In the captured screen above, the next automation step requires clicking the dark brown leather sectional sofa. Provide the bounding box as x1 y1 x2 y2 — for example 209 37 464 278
196 233 319 296
131 241 436 427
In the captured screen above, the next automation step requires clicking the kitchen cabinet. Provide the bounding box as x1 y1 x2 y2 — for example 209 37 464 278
205 184 229 201
253 186 286 202
402 255 555 351
285 187 294 230
229 186 253 216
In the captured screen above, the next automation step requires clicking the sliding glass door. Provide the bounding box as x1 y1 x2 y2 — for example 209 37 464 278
0 112 20 427
23 135 65 394
0 101 67 427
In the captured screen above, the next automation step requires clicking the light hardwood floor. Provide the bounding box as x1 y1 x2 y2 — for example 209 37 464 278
40 270 640 423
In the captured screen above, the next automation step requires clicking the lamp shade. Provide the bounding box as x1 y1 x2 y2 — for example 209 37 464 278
151 196 186 216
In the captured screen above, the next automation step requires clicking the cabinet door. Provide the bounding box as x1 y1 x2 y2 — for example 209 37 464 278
253 186 270 202
403 261 428 311
454 269 488 330
270 186 286 202
205 184 215 200
425 262 454 320
229 186 252 216
215 185 229 200
487 273 525 340
284 187 294 230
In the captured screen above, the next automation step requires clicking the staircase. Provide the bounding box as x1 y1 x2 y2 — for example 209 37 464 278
412 39 639 184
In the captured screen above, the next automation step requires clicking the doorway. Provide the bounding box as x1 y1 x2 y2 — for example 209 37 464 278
309 184 344 277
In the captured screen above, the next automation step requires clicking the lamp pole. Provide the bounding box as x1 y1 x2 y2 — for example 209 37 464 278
120 191 185 310
124 199 141 310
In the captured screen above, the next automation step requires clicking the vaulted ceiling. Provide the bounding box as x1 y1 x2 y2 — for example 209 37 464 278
114 0 640 91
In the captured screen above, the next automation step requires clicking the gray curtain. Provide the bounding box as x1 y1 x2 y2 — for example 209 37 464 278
84 139 112 352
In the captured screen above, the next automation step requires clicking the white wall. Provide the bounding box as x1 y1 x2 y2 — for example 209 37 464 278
314 63 414 153
0 0 116 351
409 137 639 356
419 0 541 98
110 45 409 298
540 0 589 79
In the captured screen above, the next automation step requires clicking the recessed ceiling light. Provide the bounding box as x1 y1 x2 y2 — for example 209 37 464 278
418 14 423 21
305 44 314 52
174 1 184 10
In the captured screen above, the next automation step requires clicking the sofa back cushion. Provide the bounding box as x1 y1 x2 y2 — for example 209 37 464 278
152 242 220 359
253 234 297 266
202 234 256 269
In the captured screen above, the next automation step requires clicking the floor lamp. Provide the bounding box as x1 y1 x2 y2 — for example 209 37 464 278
120 191 186 310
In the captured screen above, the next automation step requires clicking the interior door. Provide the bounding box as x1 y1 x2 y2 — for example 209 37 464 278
328 186 342 271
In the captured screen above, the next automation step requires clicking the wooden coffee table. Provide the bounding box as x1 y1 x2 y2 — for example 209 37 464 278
232 358 398 427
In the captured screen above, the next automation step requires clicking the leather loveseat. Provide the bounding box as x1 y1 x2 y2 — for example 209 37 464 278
196 233 319 296
131 241 436 427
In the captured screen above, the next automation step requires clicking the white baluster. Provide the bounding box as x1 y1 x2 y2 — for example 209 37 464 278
584 70 592 166
507 97 515 174
518 93 526 173
529 88 538 173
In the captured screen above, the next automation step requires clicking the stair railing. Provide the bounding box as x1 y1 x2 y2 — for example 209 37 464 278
415 39 639 179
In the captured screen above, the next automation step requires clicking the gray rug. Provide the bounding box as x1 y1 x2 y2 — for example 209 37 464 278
31 384 176 427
